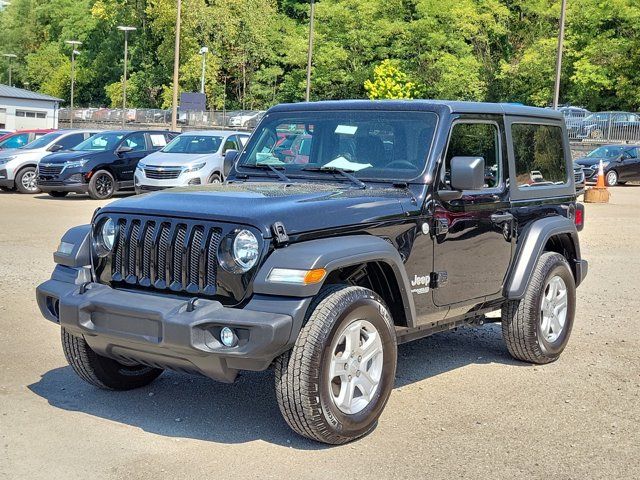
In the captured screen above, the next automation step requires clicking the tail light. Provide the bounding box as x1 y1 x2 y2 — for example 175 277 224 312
575 203 585 231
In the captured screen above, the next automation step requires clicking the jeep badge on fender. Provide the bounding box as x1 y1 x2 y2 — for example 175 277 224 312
36 100 587 445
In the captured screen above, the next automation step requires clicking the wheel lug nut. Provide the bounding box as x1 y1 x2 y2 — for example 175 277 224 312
356 370 360 377
348 375 352 380
358 356 362 362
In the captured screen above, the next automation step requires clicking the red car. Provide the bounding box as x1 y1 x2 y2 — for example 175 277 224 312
0 129 54 150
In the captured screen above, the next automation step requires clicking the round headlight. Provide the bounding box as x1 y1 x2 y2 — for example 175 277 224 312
96 218 115 256
232 229 259 271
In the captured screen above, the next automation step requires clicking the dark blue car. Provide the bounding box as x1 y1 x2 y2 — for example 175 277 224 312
37 130 178 199
575 144 640 186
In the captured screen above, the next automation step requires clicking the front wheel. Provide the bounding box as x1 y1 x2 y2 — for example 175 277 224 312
606 170 618 186
88 170 115 200
275 285 397 444
502 252 576 364
15 166 41 194
62 329 163 390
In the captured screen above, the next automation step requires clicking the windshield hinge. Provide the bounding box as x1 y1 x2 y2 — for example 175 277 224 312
272 222 289 245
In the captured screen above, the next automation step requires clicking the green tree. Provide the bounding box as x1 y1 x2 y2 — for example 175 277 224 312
364 60 421 99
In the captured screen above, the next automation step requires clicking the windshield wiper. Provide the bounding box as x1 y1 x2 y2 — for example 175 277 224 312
243 163 291 182
301 166 367 189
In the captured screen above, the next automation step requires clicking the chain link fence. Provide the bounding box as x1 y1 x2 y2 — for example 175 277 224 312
58 108 265 130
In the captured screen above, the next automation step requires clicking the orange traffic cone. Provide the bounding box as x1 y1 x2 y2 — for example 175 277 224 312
584 159 610 203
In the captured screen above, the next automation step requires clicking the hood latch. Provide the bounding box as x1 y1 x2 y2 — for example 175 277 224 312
272 222 289 245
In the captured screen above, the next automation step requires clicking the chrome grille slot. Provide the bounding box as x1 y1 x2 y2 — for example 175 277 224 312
144 166 182 180
108 216 224 297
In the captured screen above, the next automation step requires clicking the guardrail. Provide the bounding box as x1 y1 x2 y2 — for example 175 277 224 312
563 111 640 143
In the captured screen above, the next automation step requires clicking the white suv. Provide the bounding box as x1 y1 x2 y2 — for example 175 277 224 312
0 130 100 193
134 130 249 194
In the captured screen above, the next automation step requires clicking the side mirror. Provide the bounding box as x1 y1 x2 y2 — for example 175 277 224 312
117 145 133 155
48 144 64 152
223 149 239 177
450 156 485 191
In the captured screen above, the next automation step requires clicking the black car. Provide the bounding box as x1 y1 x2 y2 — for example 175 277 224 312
37 130 178 199
37 101 587 444
575 144 640 186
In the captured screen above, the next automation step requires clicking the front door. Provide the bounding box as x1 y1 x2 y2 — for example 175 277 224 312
620 147 640 182
432 118 513 307
116 132 149 185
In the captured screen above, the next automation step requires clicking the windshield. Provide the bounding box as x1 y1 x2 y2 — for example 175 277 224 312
19 132 63 150
237 111 438 181
73 132 124 152
587 146 625 158
162 135 222 154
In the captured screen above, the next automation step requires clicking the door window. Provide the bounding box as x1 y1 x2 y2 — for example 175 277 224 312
123 133 147 152
511 123 567 187
223 135 239 152
443 122 501 189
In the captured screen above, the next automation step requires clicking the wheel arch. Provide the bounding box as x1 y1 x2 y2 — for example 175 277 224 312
504 216 584 300
252 235 416 328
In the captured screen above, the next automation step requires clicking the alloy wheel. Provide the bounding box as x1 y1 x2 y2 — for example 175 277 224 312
540 275 568 343
328 319 384 415
95 174 114 197
21 170 38 192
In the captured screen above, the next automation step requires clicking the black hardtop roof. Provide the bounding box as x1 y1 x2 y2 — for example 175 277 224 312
268 99 563 120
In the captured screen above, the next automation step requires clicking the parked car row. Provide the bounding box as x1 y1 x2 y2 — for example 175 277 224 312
0 128 251 199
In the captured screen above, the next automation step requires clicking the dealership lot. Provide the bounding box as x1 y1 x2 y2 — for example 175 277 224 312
0 189 638 480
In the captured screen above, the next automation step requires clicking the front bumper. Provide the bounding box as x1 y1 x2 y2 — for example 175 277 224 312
134 170 203 190
37 276 303 382
38 182 89 194
0 169 14 188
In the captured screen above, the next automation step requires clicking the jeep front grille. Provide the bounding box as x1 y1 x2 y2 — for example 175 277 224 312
110 217 222 296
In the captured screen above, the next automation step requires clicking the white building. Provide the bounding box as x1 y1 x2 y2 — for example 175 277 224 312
0 85 63 130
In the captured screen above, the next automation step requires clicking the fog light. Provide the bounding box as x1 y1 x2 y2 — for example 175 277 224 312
220 327 238 347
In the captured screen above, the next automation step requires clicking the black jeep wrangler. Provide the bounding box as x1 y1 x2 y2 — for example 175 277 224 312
37 100 587 444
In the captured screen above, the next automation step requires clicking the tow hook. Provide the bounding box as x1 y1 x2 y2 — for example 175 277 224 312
186 297 199 312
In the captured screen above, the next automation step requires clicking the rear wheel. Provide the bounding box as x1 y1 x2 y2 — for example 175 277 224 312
15 166 40 194
275 285 397 444
62 328 163 390
502 252 576 364
88 170 115 200
48 191 69 198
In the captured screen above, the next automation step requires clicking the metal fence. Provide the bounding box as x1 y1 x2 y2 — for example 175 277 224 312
561 110 640 143
58 108 265 129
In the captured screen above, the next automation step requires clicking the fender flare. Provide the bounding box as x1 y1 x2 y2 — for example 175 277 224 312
504 216 583 300
253 235 417 327
53 224 92 268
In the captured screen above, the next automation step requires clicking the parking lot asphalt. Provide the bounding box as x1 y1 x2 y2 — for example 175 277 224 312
0 188 639 480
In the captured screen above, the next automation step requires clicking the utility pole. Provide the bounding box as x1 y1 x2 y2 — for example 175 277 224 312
199 46 208 94
305 0 315 102
553 0 568 109
117 26 136 128
65 40 82 128
2 53 17 87
171 0 182 131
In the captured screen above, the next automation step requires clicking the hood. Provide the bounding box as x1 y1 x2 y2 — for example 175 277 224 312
141 151 218 167
575 156 618 167
0 148 46 161
99 182 413 238
40 150 101 164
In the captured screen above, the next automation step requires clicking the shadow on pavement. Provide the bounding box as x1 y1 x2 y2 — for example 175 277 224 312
29 324 521 449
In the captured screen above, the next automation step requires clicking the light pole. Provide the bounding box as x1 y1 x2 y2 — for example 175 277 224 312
171 0 182 131
552 0 568 109
2 53 17 87
117 26 136 128
65 40 82 127
199 46 208 95
305 0 315 102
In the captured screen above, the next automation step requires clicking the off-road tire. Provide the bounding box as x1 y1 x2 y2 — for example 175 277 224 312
274 285 397 444
88 170 115 200
61 328 163 390
502 252 576 364
48 191 69 198
15 166 40 194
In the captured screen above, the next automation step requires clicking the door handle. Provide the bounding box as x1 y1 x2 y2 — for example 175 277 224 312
491 212 514 223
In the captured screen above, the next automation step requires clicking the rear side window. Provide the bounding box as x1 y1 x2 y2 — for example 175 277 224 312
1 133 29 148
512 124 567 188
57 133 86 150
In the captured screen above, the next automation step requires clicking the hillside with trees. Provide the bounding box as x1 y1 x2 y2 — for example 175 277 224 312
1 0 638 111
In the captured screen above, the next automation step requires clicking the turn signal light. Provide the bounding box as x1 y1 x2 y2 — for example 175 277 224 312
267 268 327 285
